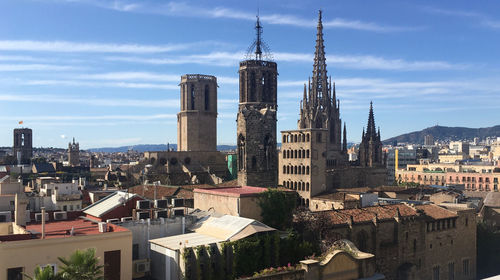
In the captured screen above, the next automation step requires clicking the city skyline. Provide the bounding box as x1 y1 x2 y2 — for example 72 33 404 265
1 0 500 149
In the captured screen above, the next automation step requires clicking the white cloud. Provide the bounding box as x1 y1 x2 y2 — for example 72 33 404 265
58 0 417 32
0 64 77 71
24 79 178 90
0 40 209 53
60 134 67 139
106 52 464 71
0 94 179 108
423 7 500 30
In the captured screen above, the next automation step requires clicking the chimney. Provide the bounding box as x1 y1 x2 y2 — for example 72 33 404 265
41 207 46 239
14 193 28 227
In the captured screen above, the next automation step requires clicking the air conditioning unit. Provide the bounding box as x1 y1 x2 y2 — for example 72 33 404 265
171 198 184 207
106 218 120 224
155 210 168 219
136 200 150 210
154 199 168 209
0 211 11 223
53 211 67 221
173 209 184 217
98 222 107 233
136 211 150 220
121 217 133 222
134 259 151 273
34 212 49 222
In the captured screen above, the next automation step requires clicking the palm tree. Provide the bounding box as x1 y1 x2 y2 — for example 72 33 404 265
24 265 62 280
57 248 104 280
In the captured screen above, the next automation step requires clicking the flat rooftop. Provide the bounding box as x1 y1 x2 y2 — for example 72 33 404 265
21 219 128 240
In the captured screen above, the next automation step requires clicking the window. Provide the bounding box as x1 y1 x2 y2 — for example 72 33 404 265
463 259 469 276
204 85 210 110
7 267 23 280
448 263 454 280
433 266 440 280
190 85 195 110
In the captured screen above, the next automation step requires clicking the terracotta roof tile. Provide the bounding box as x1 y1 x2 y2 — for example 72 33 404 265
194 186 268 198
321 204 419 225
415 204 458 219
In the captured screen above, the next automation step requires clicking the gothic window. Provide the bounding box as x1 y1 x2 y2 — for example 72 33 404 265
190 84 195 110
330 123 335 143
250 71 256 102
204 85 210 111
238 134 245 170
240 73 246 102
306 134 310 142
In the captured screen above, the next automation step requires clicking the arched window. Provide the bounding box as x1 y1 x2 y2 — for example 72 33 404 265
302 166 305 174
286 165 290 174
282 181 286 187
250 71 256 102
294 166 297 174
306 150 310 158
294 150 297 158
238 134 245 170
204 84 210 111
294 135 298 142
283 166 286 173
283 135 287 143
306 183 309 191
306 166 310 175
190 84 195 110
306 134 310 142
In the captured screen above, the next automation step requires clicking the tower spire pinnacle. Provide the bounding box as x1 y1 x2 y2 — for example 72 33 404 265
366 101 376 139
343 122 347 152
311 10 328 109
255 15 263 60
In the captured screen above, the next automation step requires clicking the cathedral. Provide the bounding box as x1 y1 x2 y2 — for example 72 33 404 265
278 11 386 208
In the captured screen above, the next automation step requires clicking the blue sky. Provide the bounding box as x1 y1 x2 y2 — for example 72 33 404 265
1 0 499 149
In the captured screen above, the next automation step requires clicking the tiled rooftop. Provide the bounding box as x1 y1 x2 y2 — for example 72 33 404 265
323 204 419 225
194 186 268 197
415 204 458 219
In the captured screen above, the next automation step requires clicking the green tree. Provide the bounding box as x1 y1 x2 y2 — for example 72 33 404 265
24 265 62 280
258 189 297 230
57 248 104 280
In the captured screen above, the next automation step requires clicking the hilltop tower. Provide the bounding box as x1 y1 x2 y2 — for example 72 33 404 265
237 16 278 187
358 102 383 167
68 137 80 166
177 74 218 151
13 128 32 165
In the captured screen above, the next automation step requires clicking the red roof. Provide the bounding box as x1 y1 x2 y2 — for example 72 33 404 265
193 186 268 197
322 204 419 225
24 219 128 240
415 204 458 219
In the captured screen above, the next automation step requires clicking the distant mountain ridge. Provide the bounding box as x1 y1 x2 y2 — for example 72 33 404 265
87 144 238 153
383 125 500 144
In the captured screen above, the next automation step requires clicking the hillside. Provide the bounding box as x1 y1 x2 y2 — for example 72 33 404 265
383 125 500 144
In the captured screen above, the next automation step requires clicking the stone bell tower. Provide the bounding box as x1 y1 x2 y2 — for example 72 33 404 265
177 74 218 151
236 16 278 188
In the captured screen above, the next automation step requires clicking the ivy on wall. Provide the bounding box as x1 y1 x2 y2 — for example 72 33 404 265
258 189 298 230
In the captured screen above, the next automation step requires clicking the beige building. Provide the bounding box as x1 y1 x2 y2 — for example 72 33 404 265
397 162 500 191
193 186 269 221
0 218 132 280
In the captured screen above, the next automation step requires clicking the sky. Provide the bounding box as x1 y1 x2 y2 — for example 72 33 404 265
1 0 500 149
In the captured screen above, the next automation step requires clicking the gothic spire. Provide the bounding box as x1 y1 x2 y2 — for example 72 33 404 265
366 101 376 139
311 10 328 107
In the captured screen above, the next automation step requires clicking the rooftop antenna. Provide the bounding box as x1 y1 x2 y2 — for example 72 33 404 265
245 10 273 61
